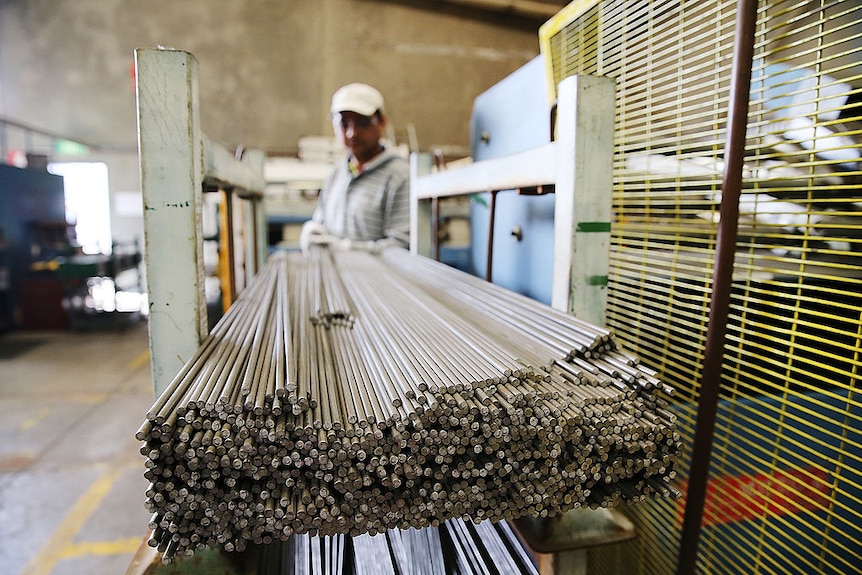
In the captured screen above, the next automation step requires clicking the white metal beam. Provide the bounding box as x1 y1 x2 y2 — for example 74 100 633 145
202 135 266 198
551 75 615 323
411 143 556 200
136 48 209 398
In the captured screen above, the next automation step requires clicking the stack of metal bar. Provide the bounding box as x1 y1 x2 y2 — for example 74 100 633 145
138 247 681 564
256 517 538 575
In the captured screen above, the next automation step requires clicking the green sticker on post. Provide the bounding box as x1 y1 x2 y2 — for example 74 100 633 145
576 221 611 233
587 275 609 286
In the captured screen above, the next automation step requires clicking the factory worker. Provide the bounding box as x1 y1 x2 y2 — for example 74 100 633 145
299 83 410 253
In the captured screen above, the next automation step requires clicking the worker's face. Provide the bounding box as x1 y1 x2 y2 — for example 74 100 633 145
333 111 385 164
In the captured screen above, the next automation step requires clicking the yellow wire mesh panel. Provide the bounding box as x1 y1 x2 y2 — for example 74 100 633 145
540 1 861 574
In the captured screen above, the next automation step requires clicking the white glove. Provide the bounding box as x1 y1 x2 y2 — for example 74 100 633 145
299 220 352 254
351 238 394 254
299 220 328 254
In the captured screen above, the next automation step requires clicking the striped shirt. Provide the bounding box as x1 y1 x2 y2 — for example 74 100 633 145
312 147 410 247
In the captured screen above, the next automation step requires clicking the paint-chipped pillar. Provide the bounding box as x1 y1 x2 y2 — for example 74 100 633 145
551 75 615 324
135 48 208 398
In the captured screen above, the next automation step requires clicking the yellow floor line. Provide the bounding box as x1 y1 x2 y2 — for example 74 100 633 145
129 350 150 370
19 407 52 432
21 464 137 575
61 537 143 558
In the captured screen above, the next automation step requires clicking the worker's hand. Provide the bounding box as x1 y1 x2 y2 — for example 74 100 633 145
299 220 329 254
299 221 352 254
324 236 353 251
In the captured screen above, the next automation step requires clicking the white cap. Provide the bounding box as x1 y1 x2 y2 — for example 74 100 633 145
330 83 384 117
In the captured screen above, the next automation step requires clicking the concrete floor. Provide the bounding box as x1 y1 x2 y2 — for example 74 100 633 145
0 321 156 575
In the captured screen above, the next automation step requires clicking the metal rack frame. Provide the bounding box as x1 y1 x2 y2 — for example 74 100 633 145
135 48 266 397
134 50 628 575
410 74 615 327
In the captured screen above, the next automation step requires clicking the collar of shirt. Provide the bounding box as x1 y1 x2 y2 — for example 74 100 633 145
347 146 393 178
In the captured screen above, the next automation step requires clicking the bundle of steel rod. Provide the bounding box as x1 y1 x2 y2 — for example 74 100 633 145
138 246 681 563
255 518 538 575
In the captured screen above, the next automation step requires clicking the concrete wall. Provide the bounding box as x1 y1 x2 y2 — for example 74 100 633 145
0 0 543 157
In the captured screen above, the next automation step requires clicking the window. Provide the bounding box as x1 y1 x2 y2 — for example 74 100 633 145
47 162 112 255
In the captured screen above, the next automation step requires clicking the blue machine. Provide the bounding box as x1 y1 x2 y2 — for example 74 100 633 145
468 56 557 304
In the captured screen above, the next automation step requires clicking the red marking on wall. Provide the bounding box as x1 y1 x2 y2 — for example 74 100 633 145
677 467 831 528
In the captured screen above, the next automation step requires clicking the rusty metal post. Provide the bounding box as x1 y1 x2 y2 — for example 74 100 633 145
486 190 498 281
676 1 759 573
